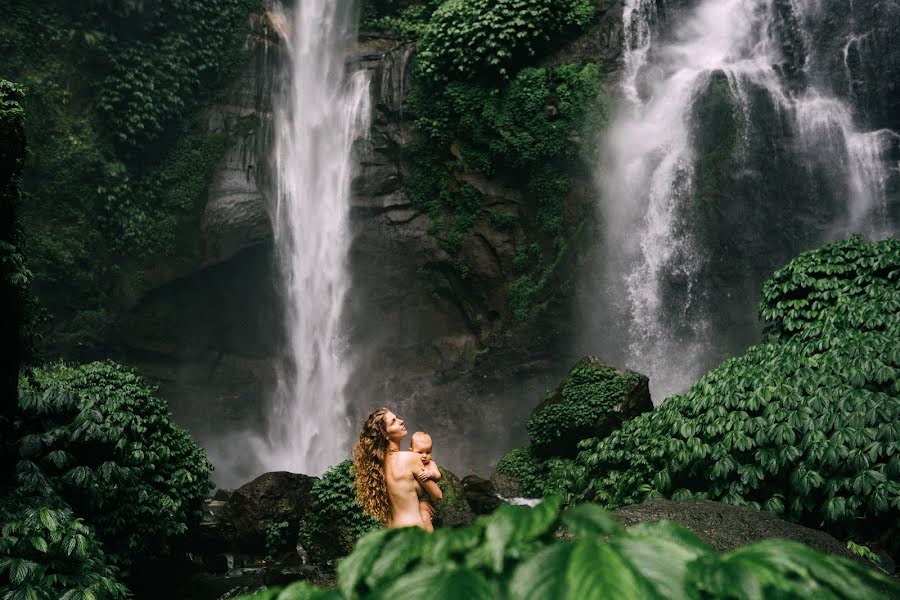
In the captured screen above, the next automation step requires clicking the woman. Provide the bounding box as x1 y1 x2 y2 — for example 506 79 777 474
353 408 442 528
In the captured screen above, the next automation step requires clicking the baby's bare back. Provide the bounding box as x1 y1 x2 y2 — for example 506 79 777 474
385 451 425 528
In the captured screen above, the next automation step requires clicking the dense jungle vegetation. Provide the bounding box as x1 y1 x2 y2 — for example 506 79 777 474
0 0 258 358
1 0 898 598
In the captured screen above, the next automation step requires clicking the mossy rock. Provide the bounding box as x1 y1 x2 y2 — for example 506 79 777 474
434 467 476 527
527 356 652 458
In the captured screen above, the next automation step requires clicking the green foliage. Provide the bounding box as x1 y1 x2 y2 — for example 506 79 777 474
565 237 900 544
236 497 898 600
0 0 255 355
527 361 641 457
94 0 256 151
266 520 291 561
0 497 129 600
298 461 380 562
846 541 884 572
495 448 574 499
409 63 603 321
759 235 899 339
415 0 594 81
15 361 214 569
362 0 442 35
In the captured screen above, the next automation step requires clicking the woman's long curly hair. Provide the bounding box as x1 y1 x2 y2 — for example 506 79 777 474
353 407 393 524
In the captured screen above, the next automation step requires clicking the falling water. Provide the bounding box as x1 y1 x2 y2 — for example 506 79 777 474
596 0 897 401
254 0 371 475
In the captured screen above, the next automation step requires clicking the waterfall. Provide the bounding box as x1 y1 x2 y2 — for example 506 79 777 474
254 0 371 475
594 0 897 401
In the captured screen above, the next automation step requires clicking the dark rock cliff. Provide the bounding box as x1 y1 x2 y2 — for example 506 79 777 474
116 6 625 483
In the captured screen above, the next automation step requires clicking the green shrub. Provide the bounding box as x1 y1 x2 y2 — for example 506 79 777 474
0 497 128 600
265 520 291 561
496 447 575 499
566 237 900 543
236 497 898 600
298 460 380 562
415 0 594 80
527 361 643 457
15 361 214 569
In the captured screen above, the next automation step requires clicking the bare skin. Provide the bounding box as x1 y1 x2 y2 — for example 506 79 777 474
410 432 442 532
382 412 442 529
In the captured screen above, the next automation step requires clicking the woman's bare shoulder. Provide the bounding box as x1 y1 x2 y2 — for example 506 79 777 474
395 451 421 467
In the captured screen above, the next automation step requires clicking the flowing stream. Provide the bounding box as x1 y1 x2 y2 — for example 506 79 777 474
596 0 897 401
254 0 370 475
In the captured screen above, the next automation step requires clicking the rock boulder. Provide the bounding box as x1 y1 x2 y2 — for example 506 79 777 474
224 471 317 553
614 499 858 561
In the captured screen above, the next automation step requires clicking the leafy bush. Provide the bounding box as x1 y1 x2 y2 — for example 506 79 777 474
415 0 594 80
15 361 214 569
0 497 128 600
496 447 574 499
527 360 644 457
266 520 291 561
566 237 900 543
298 460 380 562
236 497 898 600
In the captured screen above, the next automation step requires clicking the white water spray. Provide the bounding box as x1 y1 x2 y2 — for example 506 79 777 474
598 0 896 401
255 0 371 475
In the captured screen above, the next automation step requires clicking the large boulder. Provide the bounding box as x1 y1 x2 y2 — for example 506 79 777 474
224 471 317 553
614 499 858 561
434 468 476 528
527 356 652 457
462 475 505 515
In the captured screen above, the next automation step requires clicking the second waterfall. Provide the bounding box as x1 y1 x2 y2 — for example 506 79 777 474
259 0 371 475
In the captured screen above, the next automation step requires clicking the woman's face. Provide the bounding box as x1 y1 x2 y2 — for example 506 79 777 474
383 411 407 441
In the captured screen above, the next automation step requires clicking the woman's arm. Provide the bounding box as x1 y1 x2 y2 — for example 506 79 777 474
420 477 443 502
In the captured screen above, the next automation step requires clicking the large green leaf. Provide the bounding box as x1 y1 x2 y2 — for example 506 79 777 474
363 527 429 591
719 541 900 600
336 527 392 598
609 536 706 600
508 538 659 600
560 503 624 537
367 565 495 600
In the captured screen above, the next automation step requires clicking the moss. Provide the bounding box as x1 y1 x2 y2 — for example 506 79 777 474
409 62 605 323
527 359 641 457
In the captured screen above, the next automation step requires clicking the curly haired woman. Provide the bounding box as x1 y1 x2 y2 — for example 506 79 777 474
353 408 442 528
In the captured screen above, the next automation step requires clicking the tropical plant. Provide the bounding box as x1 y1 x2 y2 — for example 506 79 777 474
298 460 380 562
0 497 128 600
14 361 214 569
563 236 899 544
526 360 645 457
235 497 898 600
415 0 594 80
266 520 291 561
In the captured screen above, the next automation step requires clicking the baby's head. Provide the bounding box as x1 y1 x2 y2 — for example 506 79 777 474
409 431 433 465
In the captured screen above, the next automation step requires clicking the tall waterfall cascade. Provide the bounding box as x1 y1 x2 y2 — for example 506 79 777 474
255 0 371 475
595 0 899 401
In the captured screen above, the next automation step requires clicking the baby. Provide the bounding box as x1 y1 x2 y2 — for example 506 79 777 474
410 431 442 532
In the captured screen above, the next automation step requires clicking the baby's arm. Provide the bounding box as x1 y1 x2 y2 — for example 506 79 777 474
427 460 441 481
416 468 443 502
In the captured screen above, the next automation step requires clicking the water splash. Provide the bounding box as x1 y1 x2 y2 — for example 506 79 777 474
254 0 371 475
596 0 896 401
